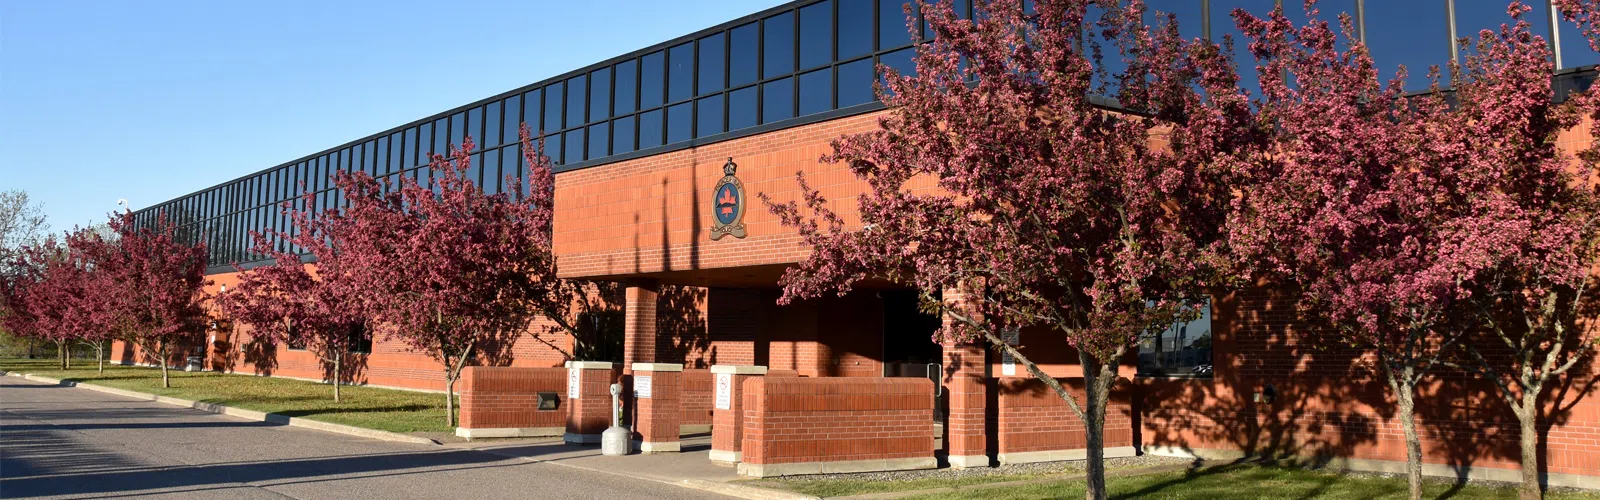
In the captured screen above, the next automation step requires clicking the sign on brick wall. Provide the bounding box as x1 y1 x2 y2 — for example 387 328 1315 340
567 366 581 399
709 158 747 240
635 375 653 399
1001 329 1020 376
715 372 733 409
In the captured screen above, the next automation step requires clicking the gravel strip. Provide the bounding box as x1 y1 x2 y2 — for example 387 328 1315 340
778 454 1196 483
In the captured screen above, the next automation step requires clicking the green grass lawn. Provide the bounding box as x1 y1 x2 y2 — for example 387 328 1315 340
0 358 454 433
752 464 1600 499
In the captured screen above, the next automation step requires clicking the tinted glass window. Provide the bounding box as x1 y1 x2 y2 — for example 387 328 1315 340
666 102 693 144
376 137 390 175
523 90 543 135
880 47 916 78
729 86 758 130
1136 300 1214 377
590 68 611 122
615 60 639 114
699 33 726 95
388 132 403 173
1210 0 1278 100
669 42 694 103
697 95 724 138
799 68 833 116
484 149 502 194
639 109 664 148
641 51 666 108
838 58 875 107
544 82 564 133
566 75 586 127
730 23 759 87
839 0 872 59
588 123 609 159
467 107 484 144
800 1 833 70
879 0 916 50
765 12 796 78
1366 2 1450 91
433 118 448 157
1561 16 1600 68
564 129 585 163
613 117 636 154
451 112 468 144
485 101 502 148
763 77 795 123
1456 2 1551 68
546 134 563 165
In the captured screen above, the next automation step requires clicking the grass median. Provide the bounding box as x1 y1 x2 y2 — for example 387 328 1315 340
0 358 452 433
749 463 1600 499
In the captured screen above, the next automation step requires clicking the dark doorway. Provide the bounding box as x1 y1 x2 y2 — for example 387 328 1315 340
880 289 948 452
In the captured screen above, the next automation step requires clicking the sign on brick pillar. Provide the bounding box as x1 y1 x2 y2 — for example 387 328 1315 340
564 361 616 444
709 365 767 464
943 341 991 468
631 363 683 453
622 281 659 375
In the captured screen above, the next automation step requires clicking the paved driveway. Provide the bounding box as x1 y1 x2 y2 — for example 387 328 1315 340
0 377 727 499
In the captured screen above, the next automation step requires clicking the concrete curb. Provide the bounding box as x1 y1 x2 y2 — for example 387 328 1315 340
676 479 820 500
4 371 440 446
829 463 1195 500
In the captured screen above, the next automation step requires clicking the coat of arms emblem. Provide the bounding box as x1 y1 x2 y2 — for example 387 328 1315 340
710 157 747 240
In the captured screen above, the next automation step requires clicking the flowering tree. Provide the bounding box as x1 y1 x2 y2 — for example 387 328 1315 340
217 190 372 402
90 212 211 388
1 228 118 372
338 128 585 426
761 1 1249 497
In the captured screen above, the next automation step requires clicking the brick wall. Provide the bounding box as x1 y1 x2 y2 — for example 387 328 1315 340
996 377 1134 456
457 366 567 430
682 368 713 427
740 377 936 467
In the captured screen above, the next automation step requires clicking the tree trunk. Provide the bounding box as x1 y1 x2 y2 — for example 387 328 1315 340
95 344 104 375
1080 352 1112 500
1395 377 1424 500
1516 395 1543 500
26 339 35 359
333 351 342 403
58 340 69 370
158 343 170 388
445 369 457 427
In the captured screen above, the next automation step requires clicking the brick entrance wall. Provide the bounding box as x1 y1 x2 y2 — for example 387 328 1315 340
456 366 567 439
737 377 937 477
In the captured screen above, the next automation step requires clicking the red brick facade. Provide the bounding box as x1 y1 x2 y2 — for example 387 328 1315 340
456 366 566 437
737 377 937 477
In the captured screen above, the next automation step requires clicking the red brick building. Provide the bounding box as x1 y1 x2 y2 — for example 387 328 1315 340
116 0 1600 488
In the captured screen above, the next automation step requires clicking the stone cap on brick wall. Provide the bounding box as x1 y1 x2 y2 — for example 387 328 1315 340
711 365 768 375
565 361 615 370
632 363 683 372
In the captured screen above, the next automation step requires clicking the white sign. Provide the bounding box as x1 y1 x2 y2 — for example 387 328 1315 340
567 367 581 399
1001 329 1020 376
714 373 733 410
635 375 653 399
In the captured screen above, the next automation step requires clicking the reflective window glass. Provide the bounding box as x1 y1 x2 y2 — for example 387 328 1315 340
1366 2 1451 91
700 33 726 95
729 86 758 130
839 0 873 59
838 58 875 107
613 117 636 154
564 129 585 163
468 107 484 144
588 123 609 159
544 82 564 133
879 47 917 79
415 124 431 163
485 101 502 148
1136 299 1214 377
484 149 502 194
639 109 664 148
567 75 587 127
669 42 694 103
1455 1 1551 64
800 1 834 70
730 23 759 87
388 132 403 173
697 95 724 138
641 51 666 108
765 12 796 78
433 117 448 157
546 133 563 165
615 60 639 114
503 96 522 145
666 102 693 144
799 68 833 116
1561 15 1600 68
376 137 389 175
523 90 543 135
451 112 467 145
591 68 611 122
880 0 916 50
763 77 795 123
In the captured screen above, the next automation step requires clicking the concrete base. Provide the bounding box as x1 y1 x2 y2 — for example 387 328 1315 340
709 449 741 464
948 454 991 468
737 456 937 478
454 427 563 440
563 432 601 444
1146 446 1600 490
635 440 681 453
998 446 1137 465
681 424 712 434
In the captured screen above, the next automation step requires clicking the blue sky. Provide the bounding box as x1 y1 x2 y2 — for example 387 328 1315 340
0 0 786 231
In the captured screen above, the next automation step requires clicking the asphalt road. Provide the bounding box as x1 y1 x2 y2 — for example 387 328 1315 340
0 377 727 500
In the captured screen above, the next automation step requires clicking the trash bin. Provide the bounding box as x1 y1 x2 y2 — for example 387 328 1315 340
185 356 204 372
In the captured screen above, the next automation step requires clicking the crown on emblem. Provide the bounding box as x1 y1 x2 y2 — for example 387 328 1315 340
723 157 737 176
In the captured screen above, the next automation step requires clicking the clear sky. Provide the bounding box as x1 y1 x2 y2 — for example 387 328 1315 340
0 0 786 232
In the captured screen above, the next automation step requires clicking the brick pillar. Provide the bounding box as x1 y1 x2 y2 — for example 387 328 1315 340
564 361 616 444
709 364 767 464
631 362 682 453
943 341 990 468
623 281 659 374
